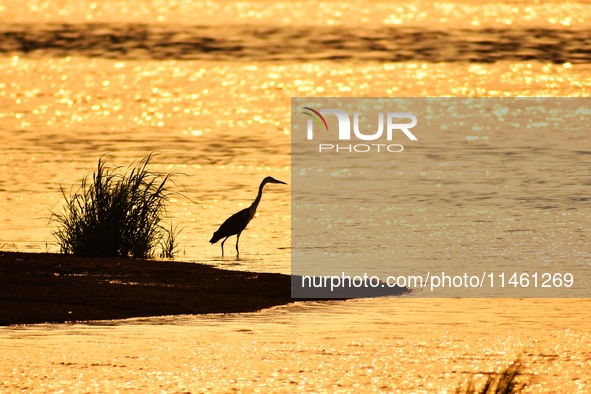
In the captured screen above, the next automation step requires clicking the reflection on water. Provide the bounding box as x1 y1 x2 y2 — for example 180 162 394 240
1 58 589 266
0 0 589 29
1 299 591 392
1 0 591 391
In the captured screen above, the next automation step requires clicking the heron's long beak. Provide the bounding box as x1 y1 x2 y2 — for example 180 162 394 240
269 177 287 185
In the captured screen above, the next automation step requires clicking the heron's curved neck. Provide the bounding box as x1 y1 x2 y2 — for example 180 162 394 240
249 180 267 215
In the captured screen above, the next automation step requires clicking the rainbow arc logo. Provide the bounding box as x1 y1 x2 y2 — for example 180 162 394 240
301 107 328 132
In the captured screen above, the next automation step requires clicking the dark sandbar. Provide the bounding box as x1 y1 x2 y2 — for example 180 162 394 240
0 251 298 325
0 251 408 326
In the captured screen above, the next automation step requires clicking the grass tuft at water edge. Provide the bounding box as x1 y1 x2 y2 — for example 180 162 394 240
51 154 180 258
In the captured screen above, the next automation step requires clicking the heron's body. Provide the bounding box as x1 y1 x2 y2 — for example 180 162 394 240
210 176 286 256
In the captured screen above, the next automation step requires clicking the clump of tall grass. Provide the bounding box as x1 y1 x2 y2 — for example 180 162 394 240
51 154 180 258
456 357 527 394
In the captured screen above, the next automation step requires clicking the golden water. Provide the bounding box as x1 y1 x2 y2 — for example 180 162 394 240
1 0 591 392
2 300 590 392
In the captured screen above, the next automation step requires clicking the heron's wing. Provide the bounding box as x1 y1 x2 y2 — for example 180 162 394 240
214 208 252 239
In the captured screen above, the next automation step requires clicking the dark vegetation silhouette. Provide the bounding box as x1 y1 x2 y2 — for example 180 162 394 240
51 154 180 258
456 357 527 394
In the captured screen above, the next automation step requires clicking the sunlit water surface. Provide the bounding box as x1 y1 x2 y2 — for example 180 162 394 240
1 0 591 392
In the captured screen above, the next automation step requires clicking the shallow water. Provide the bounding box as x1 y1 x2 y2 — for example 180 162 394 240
1 0 591 392
2 299 591 392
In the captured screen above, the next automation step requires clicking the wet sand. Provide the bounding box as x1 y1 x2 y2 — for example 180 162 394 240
0 251 407 326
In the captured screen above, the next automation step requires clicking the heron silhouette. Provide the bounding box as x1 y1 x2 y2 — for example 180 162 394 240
210 176 287 257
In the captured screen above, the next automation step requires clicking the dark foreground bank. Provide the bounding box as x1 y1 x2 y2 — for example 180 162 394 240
0 251 408 325
0 251 299 325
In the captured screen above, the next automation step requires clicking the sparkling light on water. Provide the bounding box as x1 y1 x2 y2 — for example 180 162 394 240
1 0 591 392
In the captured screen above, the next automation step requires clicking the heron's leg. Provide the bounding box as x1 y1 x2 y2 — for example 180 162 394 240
236 232 241 255
221 237 229 257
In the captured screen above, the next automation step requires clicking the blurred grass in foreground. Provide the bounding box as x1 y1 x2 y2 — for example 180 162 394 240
456 357 527 394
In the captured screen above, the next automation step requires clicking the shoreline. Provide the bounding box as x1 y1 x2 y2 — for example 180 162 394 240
0 251 407 326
